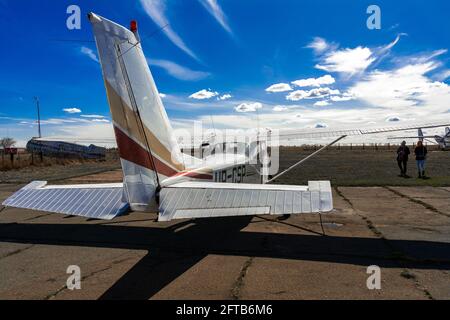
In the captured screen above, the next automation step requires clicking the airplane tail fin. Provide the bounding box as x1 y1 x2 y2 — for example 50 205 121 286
89 13 185 210
418 128 424 141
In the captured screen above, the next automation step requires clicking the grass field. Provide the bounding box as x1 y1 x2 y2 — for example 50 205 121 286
273 146 450 186
1 146 449 187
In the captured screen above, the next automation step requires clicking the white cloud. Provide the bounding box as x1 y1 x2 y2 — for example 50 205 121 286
313 100 330 107
80 46 99 63
434 69 450 81
265 83 293 93
198 0 232 34
140 0 198 60
235 102 262 113
80 114 105 118
310 36 403 76
291 75 335 87
273 106 288 112
149 59 210 81
63 108 81 114
189 89 219 100
315 46 375 75
306 37 331 54
377 34 404 57
386 116 401 122
329 92 355 102
286 87 340 101
159 93 167 98
218 94 232 100
91 119 110 123
349 61 450 109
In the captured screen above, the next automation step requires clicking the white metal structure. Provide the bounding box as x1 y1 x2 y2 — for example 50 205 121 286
389 127 450 150
3 13 450 221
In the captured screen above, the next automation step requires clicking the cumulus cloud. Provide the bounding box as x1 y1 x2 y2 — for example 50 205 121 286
315 46 375 75
140 0 199 60
63 108 81 114
313 100 330 107
218 94 232 100
273 106 288 112
386 116 401 122
286 87 340 101
189 89 219 100
291 75 335 87
349 61 450 109
235 102 262 113
310 36 403 76
149 59 210 81
329 92 355 102
265 83 293 93
198 0 232 34
80 46 99 63
159 93 167 98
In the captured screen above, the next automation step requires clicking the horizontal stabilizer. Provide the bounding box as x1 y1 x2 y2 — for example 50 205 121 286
158 181 332 221
2 181 129 220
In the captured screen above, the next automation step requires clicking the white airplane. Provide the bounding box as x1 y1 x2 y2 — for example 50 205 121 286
3 13 450 221
389 127 450 150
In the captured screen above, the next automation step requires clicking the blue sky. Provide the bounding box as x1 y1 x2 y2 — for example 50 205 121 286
1 0 449 146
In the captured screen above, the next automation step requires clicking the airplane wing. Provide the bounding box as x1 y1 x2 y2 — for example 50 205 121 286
158 181 332 221
274 122 450 140
180 122 450 147
2 181 129 220
3 180 332 221
387 136 436 139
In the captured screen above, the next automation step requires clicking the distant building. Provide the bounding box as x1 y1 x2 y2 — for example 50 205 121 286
26 139 106 159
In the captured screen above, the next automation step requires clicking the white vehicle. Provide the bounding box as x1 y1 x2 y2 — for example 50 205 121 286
3 13 450 221
389 127 450 150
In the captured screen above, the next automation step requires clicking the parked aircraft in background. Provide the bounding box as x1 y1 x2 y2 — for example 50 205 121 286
389 127 450 150
26 139 106 159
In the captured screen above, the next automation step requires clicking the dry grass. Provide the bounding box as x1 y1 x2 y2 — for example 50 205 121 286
2 146 449 187
273 146 450 186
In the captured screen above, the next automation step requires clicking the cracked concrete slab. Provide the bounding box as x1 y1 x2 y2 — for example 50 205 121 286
0 183 449 299
240 258 427 300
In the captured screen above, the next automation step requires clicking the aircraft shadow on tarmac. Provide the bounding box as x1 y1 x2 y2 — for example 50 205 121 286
0 216 449 299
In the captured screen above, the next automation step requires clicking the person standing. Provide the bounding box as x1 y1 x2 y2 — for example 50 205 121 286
414 141 428 179
396 141 410 177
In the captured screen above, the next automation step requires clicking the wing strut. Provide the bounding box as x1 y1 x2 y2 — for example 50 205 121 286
266 135 347 184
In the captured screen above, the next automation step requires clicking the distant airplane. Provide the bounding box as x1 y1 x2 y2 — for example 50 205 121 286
26 139 106 159
388 127 450 150
3 13 450 221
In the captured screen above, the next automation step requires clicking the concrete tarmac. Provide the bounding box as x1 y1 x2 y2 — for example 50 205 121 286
0 178 449 300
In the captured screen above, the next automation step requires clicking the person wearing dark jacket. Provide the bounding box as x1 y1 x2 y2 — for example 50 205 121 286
414 141 428 178
396 141 410 177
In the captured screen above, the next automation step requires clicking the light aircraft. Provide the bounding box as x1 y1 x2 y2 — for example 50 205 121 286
388 127 450 150
3 13 450 221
